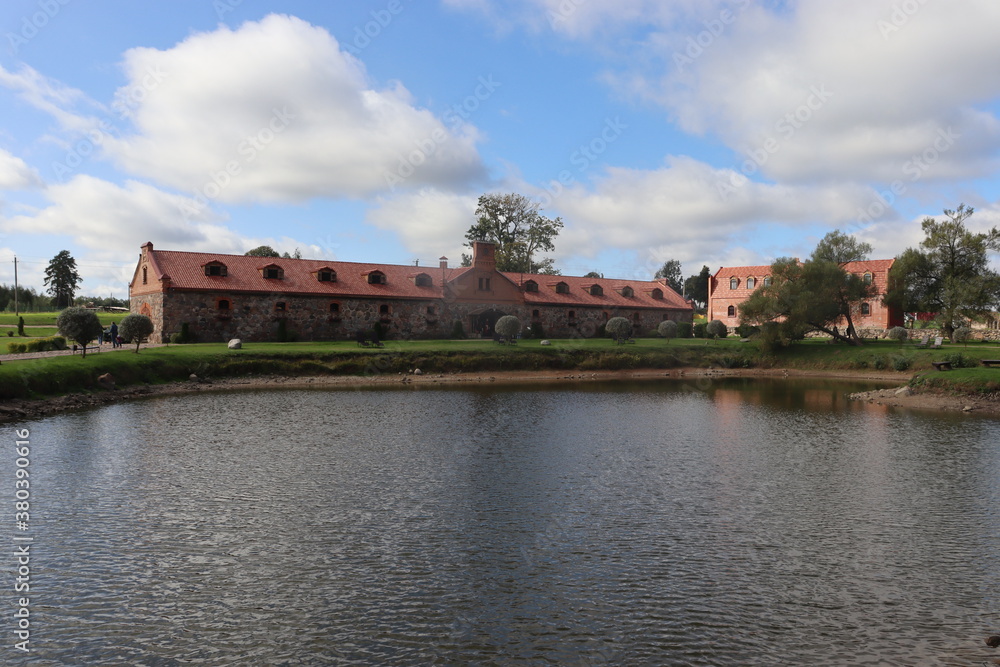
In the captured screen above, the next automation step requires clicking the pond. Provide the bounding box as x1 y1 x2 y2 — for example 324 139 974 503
6 378 1000 665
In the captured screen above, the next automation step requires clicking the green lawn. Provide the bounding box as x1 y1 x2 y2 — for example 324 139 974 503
0 311 124 327
1 326 60 338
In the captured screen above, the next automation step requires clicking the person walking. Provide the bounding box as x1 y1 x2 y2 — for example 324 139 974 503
110 321 119 348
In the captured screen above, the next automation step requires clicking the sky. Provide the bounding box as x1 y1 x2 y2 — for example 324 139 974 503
1 0 1000 299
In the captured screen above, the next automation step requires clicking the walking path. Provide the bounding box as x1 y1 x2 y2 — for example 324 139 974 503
0 342 166 363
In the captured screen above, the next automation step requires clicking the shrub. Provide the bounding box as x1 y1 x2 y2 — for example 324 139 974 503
693 322 707 338
119 314 155 353
677 321 692 339
891 355 912 371
952 326 973 346
450 320 466 339
658 320 678 341
17 316 25 336
943 352 977 368
605 317 632 343
735 323 759 338
887 326 908 343
6 342 26 354
495 315 521 339
56 307 103 357
706 319 727 339
170 322 197 344
872 355 887 370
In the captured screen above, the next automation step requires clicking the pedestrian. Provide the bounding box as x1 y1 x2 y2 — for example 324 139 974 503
110 321 119 348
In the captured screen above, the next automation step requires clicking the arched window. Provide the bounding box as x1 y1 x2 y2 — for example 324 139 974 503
763 276 772 287
651 288 663 300
142 266 148 285
863 272 873 285
727 305 736 317
379 304 390 315
555 282 569 294
730 277 739 290
217 299 230 311
589 284 603 296
860 303 871 315
524 280 538 292
621 286 634 298
330 302 340 314
746 277 756 289
414 273 432 287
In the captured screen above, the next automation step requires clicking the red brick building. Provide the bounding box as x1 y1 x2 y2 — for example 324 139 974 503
129 241 694 342
707 259 903 333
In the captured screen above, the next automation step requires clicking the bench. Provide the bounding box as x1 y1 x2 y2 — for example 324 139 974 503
931 361 952 371
981 360 1000 367
71 345 101 355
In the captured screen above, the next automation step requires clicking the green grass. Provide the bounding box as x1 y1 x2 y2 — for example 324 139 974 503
1 326 59 338
0 311 122 327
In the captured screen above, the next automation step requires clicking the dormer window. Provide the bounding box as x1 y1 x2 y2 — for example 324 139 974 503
413 273 432 287
730 277 739 290
763 276 772 287
588 284 604 296
260 264 283 280
524 280 538 293
317 268 337 282
204 262 228 277
367 270 386 285
620 286 634 298
555 282 569 294
651 288 663 300
747 277 756 289
863 272 873 285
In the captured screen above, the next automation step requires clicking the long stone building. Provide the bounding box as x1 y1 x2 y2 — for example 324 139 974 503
707 259 904 332
129 241 693 342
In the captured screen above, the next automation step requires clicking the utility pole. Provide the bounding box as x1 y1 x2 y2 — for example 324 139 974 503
13 256 18 316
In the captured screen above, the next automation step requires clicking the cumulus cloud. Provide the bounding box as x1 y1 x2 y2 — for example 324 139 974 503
366 189 478 263
103 14 487 203
0 149 42 190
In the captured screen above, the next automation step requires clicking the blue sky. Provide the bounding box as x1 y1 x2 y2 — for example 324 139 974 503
2 0 999 299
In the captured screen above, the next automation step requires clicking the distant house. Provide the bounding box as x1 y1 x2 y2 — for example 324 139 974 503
707 259 903 332
129 241 694 342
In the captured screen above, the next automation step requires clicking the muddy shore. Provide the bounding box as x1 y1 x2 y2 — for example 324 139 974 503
0 367 994 423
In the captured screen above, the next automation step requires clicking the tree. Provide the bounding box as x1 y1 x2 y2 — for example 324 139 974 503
605 316 632 343
683 265 711 308
56 307 102 358
281 248 302 259
44 250 82 309
739 231 879 346
654 259 683 293
658 319 678 342
119 314 155 353
464 193 564 273
494 315 521 340
583 271 604 279
245 245 281 257
706 319 727 338
884 204 1000 339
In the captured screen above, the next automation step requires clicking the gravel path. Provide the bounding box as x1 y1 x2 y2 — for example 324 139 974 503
0 342 166 363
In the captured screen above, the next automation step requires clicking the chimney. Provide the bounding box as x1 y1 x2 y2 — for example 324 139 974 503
472 241 496 271
439 256 448 270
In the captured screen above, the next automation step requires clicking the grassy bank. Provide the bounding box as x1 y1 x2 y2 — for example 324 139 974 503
3 335 1000 401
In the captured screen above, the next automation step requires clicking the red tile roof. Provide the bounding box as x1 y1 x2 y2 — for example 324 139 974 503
502 271 690 310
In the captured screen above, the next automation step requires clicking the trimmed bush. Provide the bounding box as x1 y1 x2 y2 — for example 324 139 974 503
495 315 521 339
605 317 632 343
735 323 760 338
891 355 911 371
887 326 908 343
693 322 707 338
658 320 678 341
450 320 466 339
706 319 727 338
7 341 26 353
952 326 973 346
56 307 103 358
677 321 692 338
119 314 155 353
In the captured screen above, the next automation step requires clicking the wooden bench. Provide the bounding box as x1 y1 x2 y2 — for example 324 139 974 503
981 360 1000 367
931 361 952 371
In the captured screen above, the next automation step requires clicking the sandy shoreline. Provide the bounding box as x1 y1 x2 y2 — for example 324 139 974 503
0 366 995 423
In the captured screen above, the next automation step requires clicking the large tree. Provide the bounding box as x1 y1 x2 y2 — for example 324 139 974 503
44 250 82 309
739 231 879 345
683 265 711 308
245 245 281 257
654 259 683 293
884 204 1000 338
57 307 103 357
463 193 564 273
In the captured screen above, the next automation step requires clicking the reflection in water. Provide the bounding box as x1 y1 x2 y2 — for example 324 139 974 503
7 378 1000 665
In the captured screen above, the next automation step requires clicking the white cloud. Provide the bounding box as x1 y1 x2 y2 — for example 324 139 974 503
366 189 478 263
103 14 487 203
0 149 42 190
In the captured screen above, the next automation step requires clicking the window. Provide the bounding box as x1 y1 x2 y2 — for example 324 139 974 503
727 305 736 317
603 311 609 320
524 280 538 292
860 303 871 315
367 271 386 285
414 273 432 287
426 306 436 316
651 288 663 300
379 304 390 315
263 266 283 280
730 277 739 290
555 282 569 294
633 311 641 322
217 299 230 310
275 302 286 312
621 286 634 298
763 276 772 287
330 302 340 314
863 272 873 285
318 269 337 282
589 284 603 296
568 310 576 321
747 277 756 289
205 263 227 277
532 309 540 319
142 266 147 285
478 277 491 291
